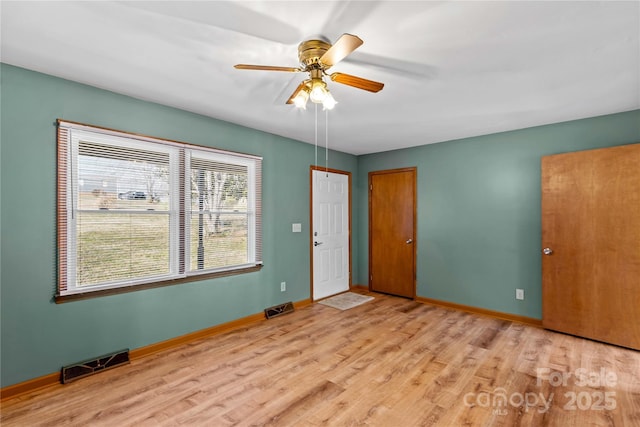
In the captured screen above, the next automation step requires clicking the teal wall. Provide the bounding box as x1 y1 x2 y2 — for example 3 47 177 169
2 63 639 389
356 110 640 319
0 64 358 387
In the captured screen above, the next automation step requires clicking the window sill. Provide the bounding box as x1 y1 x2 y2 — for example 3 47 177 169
54 264 263 303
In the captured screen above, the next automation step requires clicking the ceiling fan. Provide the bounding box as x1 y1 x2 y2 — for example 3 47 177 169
234 33 384 109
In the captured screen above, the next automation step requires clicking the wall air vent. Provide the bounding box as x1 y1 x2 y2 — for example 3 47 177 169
61 349 130 384
264 301 295 319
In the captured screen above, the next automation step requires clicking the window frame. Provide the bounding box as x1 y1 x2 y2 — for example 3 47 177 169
56 120 262 302
184 149 258 276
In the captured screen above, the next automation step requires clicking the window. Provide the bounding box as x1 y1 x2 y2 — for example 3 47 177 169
57 120 262 298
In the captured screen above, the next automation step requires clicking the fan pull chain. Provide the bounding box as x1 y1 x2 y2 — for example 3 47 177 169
325 109 329 176
314 103 318 168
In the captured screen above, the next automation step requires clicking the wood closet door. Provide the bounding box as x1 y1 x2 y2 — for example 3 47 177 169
369 168 416 298
541 143 640 350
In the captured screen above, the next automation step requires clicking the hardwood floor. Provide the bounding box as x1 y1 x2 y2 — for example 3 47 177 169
2 293 639 426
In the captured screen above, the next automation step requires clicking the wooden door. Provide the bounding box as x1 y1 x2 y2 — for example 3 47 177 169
369 168 416 298
311 168 350 300
542 143 640 350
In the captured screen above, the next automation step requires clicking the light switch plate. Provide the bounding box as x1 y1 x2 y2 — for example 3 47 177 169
292 223 302 233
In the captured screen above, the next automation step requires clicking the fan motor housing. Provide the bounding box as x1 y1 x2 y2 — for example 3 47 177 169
298 39 331 67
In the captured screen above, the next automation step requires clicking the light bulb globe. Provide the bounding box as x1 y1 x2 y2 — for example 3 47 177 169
292 89 309 109
322 92 337 110
309 79 328 103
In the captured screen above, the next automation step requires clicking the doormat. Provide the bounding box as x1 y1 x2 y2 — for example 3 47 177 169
318 292 374 311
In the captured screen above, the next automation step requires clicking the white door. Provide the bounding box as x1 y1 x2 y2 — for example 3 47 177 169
312 169 350 300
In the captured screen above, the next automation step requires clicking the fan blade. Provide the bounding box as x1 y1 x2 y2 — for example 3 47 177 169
234 64 302 72
320 34 363 68
120 2 301 44
321 1 381 42
285 81 308 105
330 73 384 93
345 52 438 78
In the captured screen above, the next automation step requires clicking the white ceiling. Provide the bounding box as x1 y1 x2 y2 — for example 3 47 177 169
2 1 638 155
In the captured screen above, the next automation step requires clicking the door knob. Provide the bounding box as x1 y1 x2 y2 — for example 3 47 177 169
543 247 553 255
406 239 413 244
314 241 323 247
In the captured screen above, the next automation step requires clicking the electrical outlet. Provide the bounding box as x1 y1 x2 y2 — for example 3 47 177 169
280 282 286 292
516 289 524 300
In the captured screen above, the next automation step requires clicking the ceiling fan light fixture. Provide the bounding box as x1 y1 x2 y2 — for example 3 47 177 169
235 33 383 107
292 87 310 109
309 78 329 103
322 92 337 110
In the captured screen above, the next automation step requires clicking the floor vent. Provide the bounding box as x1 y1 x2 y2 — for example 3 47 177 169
61 349 130 384
264 301 295 319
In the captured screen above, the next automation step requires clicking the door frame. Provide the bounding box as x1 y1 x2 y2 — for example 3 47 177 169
368 167 417 298
309 166 352 301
